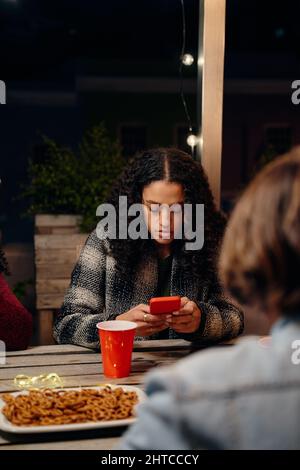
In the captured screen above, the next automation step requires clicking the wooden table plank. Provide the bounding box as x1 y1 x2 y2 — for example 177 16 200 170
2 349 189 369
5 339 193 357
5 345 92 357
0 437 119 450
0 434 11 445
1 352 101 368
0 425 126 449
1 354 187 382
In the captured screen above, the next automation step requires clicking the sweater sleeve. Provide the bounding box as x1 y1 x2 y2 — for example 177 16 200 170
53 230 111 349
0 274 33 351
178 278 244 344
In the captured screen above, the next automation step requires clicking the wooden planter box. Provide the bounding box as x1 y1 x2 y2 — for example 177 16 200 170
35 215 88 345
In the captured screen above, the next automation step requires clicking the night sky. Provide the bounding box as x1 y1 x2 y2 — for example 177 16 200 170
1 0 300 83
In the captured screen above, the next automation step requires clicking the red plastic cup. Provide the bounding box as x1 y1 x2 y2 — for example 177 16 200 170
96 320 137 378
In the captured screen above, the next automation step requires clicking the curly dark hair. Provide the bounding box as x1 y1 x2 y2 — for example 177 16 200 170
105 148 226 283
0 247 9 275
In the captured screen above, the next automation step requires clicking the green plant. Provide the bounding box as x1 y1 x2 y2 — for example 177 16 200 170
20 123 124 232
77 124 124 231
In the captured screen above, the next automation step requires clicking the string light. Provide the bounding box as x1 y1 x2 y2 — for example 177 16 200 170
182 53 194 66
179 0 199 158
179 0 192 134
186 134 203 149
186 134 199 148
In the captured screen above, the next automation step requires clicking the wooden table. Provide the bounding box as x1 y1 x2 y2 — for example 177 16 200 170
0 339 217 450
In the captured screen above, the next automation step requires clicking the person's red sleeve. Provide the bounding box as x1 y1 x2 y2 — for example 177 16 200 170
0 274 33 351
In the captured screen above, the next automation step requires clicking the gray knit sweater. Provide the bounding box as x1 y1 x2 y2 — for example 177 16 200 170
53 230 244 349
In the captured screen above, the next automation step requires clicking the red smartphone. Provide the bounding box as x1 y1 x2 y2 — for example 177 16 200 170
150 296 181 315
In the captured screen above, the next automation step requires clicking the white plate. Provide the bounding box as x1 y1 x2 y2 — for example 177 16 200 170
0 385 146 434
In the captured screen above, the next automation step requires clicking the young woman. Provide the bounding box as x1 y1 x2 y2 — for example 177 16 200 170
0 247 33 350
54 148 243 348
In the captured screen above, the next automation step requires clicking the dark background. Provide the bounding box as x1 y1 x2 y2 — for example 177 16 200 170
1 0 300 243
2 0 300 80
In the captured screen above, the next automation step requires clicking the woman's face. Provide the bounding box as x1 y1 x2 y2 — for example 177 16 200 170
142 180 184 245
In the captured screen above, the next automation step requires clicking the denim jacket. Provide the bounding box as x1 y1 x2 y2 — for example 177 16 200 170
119 316 300 450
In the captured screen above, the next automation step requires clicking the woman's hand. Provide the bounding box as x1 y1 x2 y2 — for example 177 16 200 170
166 297 201 334
116 304 169 337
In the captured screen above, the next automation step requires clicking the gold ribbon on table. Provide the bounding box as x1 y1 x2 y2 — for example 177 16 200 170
13 373 64 390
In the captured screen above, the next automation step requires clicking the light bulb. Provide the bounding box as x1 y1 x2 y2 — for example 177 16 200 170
182 54 194 66
187 134 199 147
